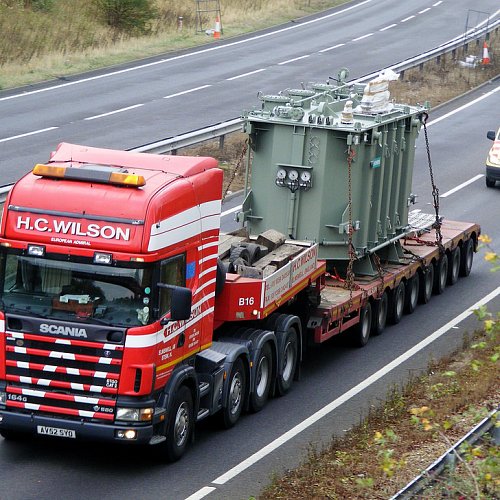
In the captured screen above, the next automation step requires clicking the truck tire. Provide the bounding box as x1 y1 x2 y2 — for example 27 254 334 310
249 342 273 413
404 275 419 314
221 358 246 428
388 281 405 324
164 385 193 462
371 292 388 336
276 327 298 396
433 255 448 295
215 259 226 296
0 429 26 441
459 238 474 277
486 177 495 188
352 303 372 347
419 265 434 304
447 247 461 286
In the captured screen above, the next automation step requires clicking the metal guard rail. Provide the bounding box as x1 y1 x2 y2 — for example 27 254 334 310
390 407 499 499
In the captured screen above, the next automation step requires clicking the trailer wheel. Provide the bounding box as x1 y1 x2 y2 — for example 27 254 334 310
353 303 372 347
459 238 474 277
222 358 246 428
404 275 419 314
371 292 388 336
388 282 405 324
276 328 298 396
419 265 434 304
249 342 273 413
163 385 193 462
433 255 448 295
447 247 461 286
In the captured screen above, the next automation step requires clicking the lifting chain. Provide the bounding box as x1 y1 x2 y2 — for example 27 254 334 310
372 252 385 297
344 145 357 313
222 139 249 201
421 113 444 253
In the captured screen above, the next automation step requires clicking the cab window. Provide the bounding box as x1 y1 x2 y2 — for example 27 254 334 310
158 255 186 317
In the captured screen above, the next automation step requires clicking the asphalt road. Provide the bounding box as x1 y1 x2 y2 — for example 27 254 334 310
1 0 499 184
0 2 499 499
0 71 498 500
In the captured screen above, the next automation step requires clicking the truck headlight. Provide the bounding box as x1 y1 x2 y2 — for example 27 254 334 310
116 407 153 422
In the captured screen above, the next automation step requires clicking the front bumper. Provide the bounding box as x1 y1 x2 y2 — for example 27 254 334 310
0 410 157 444
486 164 500 182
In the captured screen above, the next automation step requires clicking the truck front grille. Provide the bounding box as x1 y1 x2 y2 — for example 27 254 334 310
4 332 123 421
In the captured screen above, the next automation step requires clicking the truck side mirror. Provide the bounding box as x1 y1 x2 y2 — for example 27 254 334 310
157 284 192 325
487 130 496 141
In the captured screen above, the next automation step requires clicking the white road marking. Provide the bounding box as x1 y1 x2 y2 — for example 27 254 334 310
0 127 58 143
419 8 431 14
440 175 484 198
433 1 443 6
0 0 374 102
379 24 397 32
352 33 373 42
427 84 500 127
401 15 415 23
278 55 310 65
84 103 144 121
184 487 216 500
198 287 500 490
164 85 212 99
226 69 266 81
319 43 345 52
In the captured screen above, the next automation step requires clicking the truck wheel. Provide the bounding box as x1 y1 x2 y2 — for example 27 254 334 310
388 282 405 324
404 275 419 314
0 429 25 441
447 248 461 286
222 358 246 428
419 265 434 304
371 292 388 336
164 385 193 462
249 343 273 413
353 303 372 347
486 177 495 188
459 238 474 277
276 328 298 396
433 255 448 295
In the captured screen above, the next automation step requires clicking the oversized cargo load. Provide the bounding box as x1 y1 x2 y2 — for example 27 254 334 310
239 71 428 273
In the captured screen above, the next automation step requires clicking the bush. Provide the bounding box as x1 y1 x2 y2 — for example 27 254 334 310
93 0 157 34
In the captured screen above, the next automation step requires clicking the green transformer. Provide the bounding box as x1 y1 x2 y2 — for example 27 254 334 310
239 71 429 275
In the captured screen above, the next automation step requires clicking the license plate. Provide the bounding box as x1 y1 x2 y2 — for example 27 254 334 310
37 425 76 438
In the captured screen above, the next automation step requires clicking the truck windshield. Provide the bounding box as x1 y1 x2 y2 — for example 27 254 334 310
0 251 155 327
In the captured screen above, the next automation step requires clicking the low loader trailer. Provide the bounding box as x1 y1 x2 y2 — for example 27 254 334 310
0 74 479 460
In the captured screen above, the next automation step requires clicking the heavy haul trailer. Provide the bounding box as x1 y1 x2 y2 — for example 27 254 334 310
0 76 479 461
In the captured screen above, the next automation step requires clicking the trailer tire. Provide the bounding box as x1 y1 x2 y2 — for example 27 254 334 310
404 275 419 314
447 247 461 286
371 292 388 336
433 255 448 295
164 385 193 462
459 238 474 277
276 328 298 396
249 342 273 413
353 303 372 347
222 357 246 428
388 282 405 324
419 265 434 304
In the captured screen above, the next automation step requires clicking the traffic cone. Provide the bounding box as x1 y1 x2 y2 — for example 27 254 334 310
214 15 221 39
482 41 491 65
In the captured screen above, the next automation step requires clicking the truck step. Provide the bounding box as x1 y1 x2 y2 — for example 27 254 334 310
199 381 210 397
149 435 166 445
197 408 210 421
